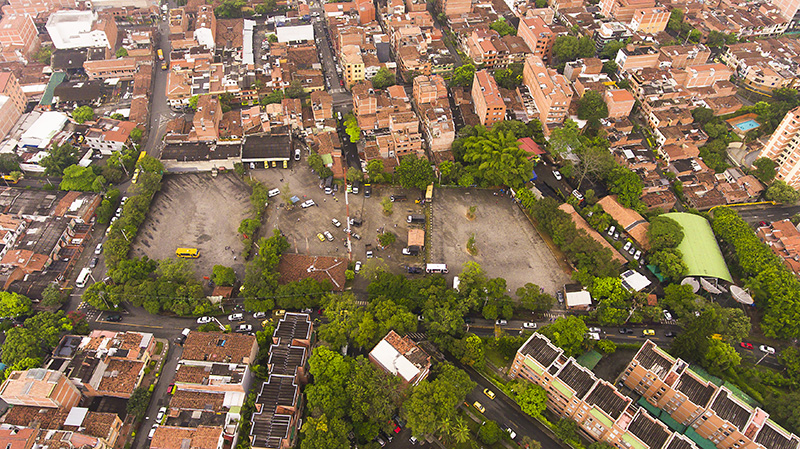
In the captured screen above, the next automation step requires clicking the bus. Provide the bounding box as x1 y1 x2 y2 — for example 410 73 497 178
76 268 92 288
176 248 200 258
425 184 433 202
157 49 164 61
426 263 448 274
1 173 21 184
137 150 147 164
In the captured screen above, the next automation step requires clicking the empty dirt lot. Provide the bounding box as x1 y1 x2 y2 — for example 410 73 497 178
430 188 570 294
131 173 252 278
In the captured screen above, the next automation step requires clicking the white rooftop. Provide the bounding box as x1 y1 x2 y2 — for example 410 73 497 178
19 111 68 149
369 339 420 383
565 290 592 308
621 270 651 292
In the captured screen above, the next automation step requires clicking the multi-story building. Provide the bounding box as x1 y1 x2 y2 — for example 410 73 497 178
0 96 22 142
438 0 471 16
658 44 710 69
0 71 27 115
630 7 670 34
341 45 365 88
594 22 632 51
464 29 530 69
471 70 506 128
84 58 138 81
605 89 635 118
46 11 117 51
193 95 223 142
615 45 660 72
0 369 81 409
413 75 447 105
760 106 800 188
84 118 138 155
670 63 733 89
771 0 800 21
518 16 553 62
310 90 334 122
0 14 40 62
599 0 655 22
522 55 572 124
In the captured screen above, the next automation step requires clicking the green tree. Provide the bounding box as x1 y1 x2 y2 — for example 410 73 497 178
116 47 128 58
255 0 277 14
126 386 152 418
25 311 73 348
188 94 200 110
0 153 21 173
72 106 95 124
599 40 625 59
34 46 51 65
212 265 236 286
300 415 351 449
346 166 364 183
602 60 618 75
371 67 396 89
59 165 98 191
704 338 741 371
450 63 475 88
267 34 278 43
661 284 701 319
667 8 685 33
691 107 715 125
608 166 643 208
378 231 396 247
455 333 485 367
553 418 579 443
395 154 435 190
766 180 800 203
650 248 687 280
1 327 41 365
522 436 543 449
549 119 581 156
344 114 361 143
381 196 393 215
261 90 284 105
453 417 470 443
41 142 80 176
0 357 42 383
366 159 386 182
538 316 588 357
516 283 555 312
648 215 684 250
130 127 143 143
41 284 66 308
752 157 777 184
494 63 524 89
286 80 305 98
403 364 475 438
489 19 516 36
460 126 534 188
507 379 547 417
577 91 609 129
478 421 503 444
0 292 32 317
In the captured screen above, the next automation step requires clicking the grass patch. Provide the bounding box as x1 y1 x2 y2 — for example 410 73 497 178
155 341 164 355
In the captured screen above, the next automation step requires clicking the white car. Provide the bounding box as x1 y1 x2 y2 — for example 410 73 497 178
366 250 374 258
496 319 508 325
331 218 341 227
634 250 642 260
623 242 632 252
572 189 584 201
588 327 602 333
324 231 334 241
354 261 362 273
196 316 212 324
301 199 316 208
95 243 103 255
156 407 166 422
553 170 562 180
523 322 537 329
228 313 244 321
236 324 253 333
759 345 776 354
253 312 267 319
663 310 673 321
148 424 158 439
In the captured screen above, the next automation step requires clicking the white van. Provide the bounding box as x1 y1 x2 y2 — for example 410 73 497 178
268 188 281 198
76 268 92 288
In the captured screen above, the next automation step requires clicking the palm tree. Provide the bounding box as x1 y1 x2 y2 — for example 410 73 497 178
439 416 453 443
453 416 470 444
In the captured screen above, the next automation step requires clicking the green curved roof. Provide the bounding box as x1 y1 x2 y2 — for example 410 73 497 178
662 212 733 283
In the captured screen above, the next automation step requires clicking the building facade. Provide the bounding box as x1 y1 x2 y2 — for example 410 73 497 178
471 70 506 128
522 55 572 124
760 106 800 188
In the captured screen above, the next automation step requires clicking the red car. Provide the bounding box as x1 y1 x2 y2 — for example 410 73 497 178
740 342 754 350
390 421 401 434
340 79 344 86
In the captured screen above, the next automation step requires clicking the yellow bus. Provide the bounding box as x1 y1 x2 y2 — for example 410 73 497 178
137 151 147 164
157 49 164 61
176 248 200 258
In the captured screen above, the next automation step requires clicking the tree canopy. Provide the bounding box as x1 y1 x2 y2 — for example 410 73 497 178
450 64 475 88
344 114 361 143
371 67 396 90
552 35 595 69
394 155 435 191
751 157 777 184
41 142 80 176
577 91 609 129
72 106 94 124
766 180 800 203
452 125 534 188
489 19 516 36
648 216 684 251
538 316 589 357
60 165 104 192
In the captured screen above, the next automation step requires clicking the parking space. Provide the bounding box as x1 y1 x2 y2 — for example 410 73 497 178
431 188 570 295
250 163 427 278
130 173 252 278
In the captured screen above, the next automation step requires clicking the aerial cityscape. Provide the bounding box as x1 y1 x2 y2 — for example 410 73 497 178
0 0 799 447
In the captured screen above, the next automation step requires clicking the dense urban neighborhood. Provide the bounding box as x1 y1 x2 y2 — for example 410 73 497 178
2 0 800 447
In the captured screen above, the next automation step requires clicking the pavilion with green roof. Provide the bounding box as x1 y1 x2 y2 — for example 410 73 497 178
662 212 733 283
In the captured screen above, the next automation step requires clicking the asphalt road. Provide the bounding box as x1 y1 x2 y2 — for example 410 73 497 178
143 16 177 158
732 204 800 225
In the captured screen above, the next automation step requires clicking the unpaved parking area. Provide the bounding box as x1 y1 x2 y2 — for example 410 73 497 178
251 161 427 280
131 173 251 278
430 188 569 294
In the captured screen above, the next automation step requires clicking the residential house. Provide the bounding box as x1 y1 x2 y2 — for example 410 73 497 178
0 369 81 409
522 55 572 125
472 70 506 128
369 330 431 386
518 16 553 62
597 195 650 250
84 118 138 155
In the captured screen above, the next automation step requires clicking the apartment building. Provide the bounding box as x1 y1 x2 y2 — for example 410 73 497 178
83 58 138 81
418 100 456 155
464 29 530 69
342 45 365 87
658 44 710 69
0 72 27 115
522 55 572 124
760 106 800 188
472 70 506 128
250 313 313 449
310 90 334 122
0 14 40 62
615 45 660 72
518 16 553 62
769 0 800 21
599 0 655 22
438 0 471 16
413 75 448 104
46 11 117 51
0 96 21 142
670 63 733 89
193 95 223 142
0 369 81 409
621 341 800 449
630 7 669 34
605 89 635 118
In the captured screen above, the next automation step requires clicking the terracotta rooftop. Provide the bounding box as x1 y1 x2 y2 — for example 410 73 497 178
175 365 211 384
170 390 226 412
96 359 144 395
181 332 257 364
150 425 222 449
597 195 650 250
80 412 120 440
276 253 348 292
1 406 69 428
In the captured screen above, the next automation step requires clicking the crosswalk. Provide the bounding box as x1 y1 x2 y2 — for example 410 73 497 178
406 332 427 341
77 301 102 321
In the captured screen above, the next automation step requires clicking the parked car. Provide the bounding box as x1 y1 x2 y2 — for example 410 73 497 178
331 218 341 227
607 226 616 237
619 328 633 334
236 324 253 333
324 231 334 241
623 242 632 252
760 345 776 354
634 250 642 260
95 243 103 255
739 342 754 350
156 407 166 422
556 291 564 303
628 245 636 255
502 425 517 440
665 331 677 338
89 257 99 268
148 425 158 439
409 436 418 445
301 199 316 208
484 388 496 399
663 310 673 321
496 319 507 325
354 261 362 273
228 313 244 321
572 189 584 201
523 322 537 329
253 312 267 319
407 266 422 274
366 250 373 258
390 195 407 202
349 217 363 227
553 170 562 180
106 314 122 322
473 401 486 413
197 316 212 324
588 327 602 333
317 233 326 242
351 232 361 240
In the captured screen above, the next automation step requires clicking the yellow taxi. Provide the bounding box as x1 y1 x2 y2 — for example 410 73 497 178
317 233 326 242
473 401 486 413
483 389 496 400
642 329 655 336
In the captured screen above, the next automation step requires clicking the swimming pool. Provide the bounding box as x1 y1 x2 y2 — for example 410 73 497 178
735 119 761 132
